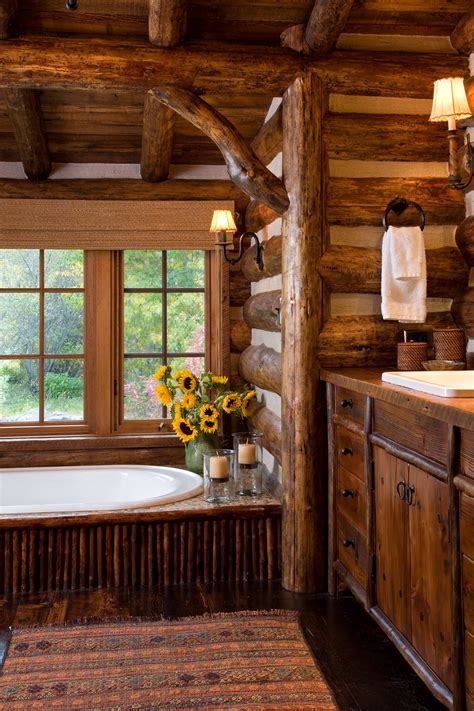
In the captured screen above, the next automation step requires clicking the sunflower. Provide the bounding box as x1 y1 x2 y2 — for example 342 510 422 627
181 392 197 409
199 402 218 421
177 370 197 393
241 389 257 417
154 384 173 407
222 392 241 413
172 402 181 421
172 417 198 443
212 374 228 386
200 417 219 434
153 365 169 382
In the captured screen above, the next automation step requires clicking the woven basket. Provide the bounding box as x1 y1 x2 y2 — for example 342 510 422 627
433 328 466 362
397 342 428 371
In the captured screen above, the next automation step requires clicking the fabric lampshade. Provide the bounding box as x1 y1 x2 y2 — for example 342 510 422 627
429 77 472 123
210 209 237 233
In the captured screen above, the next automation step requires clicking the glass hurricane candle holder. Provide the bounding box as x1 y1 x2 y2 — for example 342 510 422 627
203 449 235 504
233 432 263 497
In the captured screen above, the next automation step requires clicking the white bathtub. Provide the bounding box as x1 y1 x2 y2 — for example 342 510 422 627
0 464 203 515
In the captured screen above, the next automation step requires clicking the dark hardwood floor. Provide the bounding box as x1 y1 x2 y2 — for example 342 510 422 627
0 581 444 711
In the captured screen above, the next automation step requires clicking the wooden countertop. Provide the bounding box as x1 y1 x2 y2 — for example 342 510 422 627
321 367 474 431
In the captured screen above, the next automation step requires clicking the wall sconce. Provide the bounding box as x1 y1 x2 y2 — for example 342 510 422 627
210 209 264 271
429 76 473 190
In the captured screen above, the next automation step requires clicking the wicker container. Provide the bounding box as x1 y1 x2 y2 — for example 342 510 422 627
397 342 428 371
433 328 466 362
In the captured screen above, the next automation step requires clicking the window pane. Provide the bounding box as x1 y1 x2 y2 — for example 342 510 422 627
44 293 84 355
0 249 39 288
44 359 84 421
167 250 204 288
124 294 162 353
168 356 205 378
0 359 39 422
124 357 164 420
0 293 39 355
167 293 205 353
44 250 83 288
124 251 162 289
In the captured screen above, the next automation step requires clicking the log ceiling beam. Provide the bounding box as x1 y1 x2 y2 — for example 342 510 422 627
149 88 289 213
281 0 355 55
4 88 51 180
140 94 175 183
0 0 17 39
451 11 474 55
149 0 186 47
0 37 466 99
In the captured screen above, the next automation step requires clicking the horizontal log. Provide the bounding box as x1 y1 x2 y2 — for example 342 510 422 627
245 200 280 233
455 216 474 268
241 233 282 282
0 178 249 213
239 344 281 395
325 113 447 162
251 104 282 167
243 290 281 332
328 178 465 226
318 312 456 368
317 245 468 297
249 406 282 465
229 269 250 307
230 319 251 354
149 87 289 213
450 11 474 55
452 288 474 337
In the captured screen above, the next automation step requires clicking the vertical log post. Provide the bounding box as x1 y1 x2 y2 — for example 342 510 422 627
282 72 326 593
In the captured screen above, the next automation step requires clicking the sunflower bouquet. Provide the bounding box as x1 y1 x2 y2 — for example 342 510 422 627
153 365 256 444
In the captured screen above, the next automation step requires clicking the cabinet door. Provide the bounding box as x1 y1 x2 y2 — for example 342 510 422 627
408 465 452 689
374 446 411 639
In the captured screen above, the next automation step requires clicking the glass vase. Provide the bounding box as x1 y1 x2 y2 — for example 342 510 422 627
184 432 221 476
233 431 263 496
203 449 235 503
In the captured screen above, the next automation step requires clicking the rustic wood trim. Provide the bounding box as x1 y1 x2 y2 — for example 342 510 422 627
332 413 365 436
0 512 281 593
241 233 282 282
327 383 337 596
149 88 289 214
0 0 17 39
4 88 50 180
371 607 453 709
369 434 448 483
365 396 376 608
334 560 367 609
249 406 282 466
305 0 356 54
239 344 281 396
454 474 474 498
281 72 326 593
450 11 474 55
149 0 186 47
251 104 283 167
140 94 175 183
243 290 281 332
244 200 280 233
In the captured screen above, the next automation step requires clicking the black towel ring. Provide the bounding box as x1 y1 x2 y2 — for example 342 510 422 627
383 196 425 232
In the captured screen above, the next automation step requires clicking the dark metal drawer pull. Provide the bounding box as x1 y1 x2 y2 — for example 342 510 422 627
340 489 355 498
406 484 416 506
340 447 353 456
342 538 355 549
396 480 407 501
340 399 353 409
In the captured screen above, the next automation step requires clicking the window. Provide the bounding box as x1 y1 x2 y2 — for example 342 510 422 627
0 247 226 437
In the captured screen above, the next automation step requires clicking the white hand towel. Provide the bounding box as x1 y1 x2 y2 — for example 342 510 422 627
381 225 427 323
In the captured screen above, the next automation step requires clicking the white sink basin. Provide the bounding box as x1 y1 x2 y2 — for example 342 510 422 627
382 370 474 398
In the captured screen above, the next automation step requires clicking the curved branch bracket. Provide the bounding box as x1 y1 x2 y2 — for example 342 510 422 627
148 87 289 214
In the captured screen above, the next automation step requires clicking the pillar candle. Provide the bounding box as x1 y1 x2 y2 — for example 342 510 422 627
238 443 256 465
209 455 228 479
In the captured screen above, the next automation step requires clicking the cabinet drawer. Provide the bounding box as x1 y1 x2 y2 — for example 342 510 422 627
335 386 366 426
466 630 474 711
463 554 474 633
461 428 474 479
461 493 474 562
373 400 448 465
336 465 367 536
337 513 367 591
335 426 365 481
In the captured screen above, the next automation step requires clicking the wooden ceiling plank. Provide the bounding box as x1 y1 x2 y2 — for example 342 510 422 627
0 0 17 39
140 92 175 182
149 0 186 47
4 88 51 180
451 10 474 55
305 0 356 53
149 87 289 213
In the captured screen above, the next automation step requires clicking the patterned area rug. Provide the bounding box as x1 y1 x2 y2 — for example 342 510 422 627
0 610 337 709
